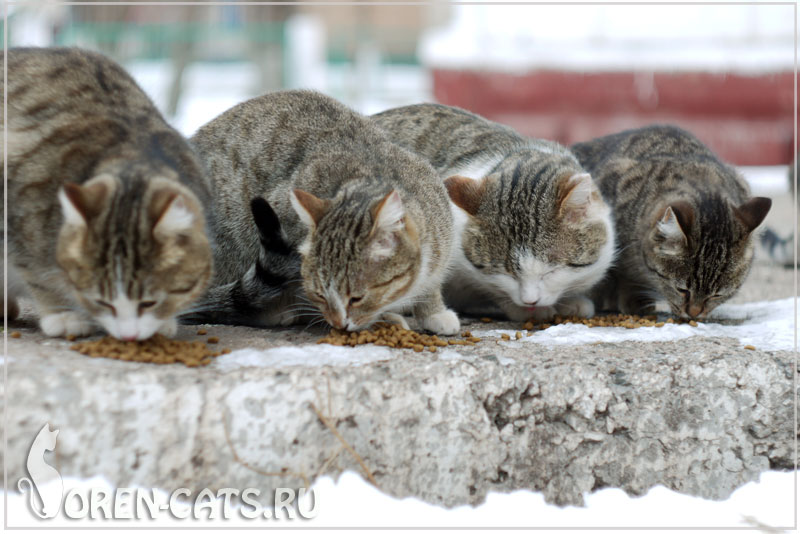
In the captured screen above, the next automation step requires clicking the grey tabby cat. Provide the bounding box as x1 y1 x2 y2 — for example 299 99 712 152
2 47 213 339
571 124 772 318
372 104 615 321
189 90 460 334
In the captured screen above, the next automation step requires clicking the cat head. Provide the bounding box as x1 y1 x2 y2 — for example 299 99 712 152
644 194 771 318
56 173 212 340
446 166 614 311
290 187 421 330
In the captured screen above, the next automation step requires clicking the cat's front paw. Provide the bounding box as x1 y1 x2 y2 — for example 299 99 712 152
555 296 595 318
421 309 460 335
40 311 93 338
381 312 410 330
157 317 178 337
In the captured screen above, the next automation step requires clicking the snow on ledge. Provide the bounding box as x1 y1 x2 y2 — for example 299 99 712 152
473 298 797 353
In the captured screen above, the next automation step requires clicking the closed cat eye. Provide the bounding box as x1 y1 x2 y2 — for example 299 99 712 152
95 300 116 316
567 262 593 268
348 296 364 307
138 301 157 311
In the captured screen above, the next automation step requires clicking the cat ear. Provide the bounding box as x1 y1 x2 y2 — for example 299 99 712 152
152 191 195 238
734 197 772 234
290 189 329 229
58 175 114 226
368 190 405 260
371 190 405 234
654 204 690 255
559 173 597 210
444 175 487 216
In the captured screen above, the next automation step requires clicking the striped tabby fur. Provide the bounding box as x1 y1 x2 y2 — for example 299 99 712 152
2 47 213 339
571 125 772 318
189 90 459 334
373 104 615 321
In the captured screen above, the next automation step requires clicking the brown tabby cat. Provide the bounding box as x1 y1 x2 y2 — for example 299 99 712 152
571 125 771 318
190 90 460 334
2 47 213 339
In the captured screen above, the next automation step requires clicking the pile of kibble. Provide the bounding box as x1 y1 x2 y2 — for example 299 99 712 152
317 322 482 352
70 333 230 367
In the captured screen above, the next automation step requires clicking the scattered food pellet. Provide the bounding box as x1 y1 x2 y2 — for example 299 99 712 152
480 317 493 323
500 333 511 341
744 345 756 350
515 331 522 340
70 334 226 367
461 331 472 338
10 331 21 339
196 329 207 335
318 322 465 351
206 336 219 344
65 334 76 342
522 314 701 330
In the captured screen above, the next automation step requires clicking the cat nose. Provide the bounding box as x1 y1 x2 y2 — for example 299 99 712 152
686 303 704 318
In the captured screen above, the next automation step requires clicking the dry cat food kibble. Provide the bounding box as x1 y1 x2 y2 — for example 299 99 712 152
71 334 229 367
522 314 701 331
318 322 480 352
10 331 21 339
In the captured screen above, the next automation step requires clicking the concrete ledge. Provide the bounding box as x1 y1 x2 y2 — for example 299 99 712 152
3 315 796 508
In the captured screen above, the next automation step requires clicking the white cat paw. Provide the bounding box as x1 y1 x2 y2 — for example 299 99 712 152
157 317 178 337
381 312 410 330
421 309 460 335
555 296 595 318
40 312 93 338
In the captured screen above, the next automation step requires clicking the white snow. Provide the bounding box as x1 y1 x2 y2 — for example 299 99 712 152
420 4 794 73
212 344 397 371
474 298 797 353
2 470 795 530
212 298 796 371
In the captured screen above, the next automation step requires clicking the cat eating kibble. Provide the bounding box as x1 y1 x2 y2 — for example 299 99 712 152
373 104 615 322
571 124 771 319
190 90 460 334
3 47 213 339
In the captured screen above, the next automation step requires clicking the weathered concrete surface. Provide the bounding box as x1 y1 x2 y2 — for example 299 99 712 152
2 309 797 508
1 190 797 508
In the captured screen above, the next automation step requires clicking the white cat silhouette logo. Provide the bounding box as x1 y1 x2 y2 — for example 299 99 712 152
17 423 63 519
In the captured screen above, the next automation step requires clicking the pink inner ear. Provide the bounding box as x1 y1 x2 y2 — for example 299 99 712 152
292 189 330 227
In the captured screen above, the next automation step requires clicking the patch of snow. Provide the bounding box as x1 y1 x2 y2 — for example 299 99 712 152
472 298 796 352
2 470 794 529
212 344 397 370
420 4 793 74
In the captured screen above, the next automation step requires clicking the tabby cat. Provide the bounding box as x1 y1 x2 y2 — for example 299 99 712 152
189 90 460 334
372 103 615 321
571 124 771 318
2 47 213 339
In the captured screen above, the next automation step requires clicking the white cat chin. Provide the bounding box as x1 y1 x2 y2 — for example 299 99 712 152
98 313 169 341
